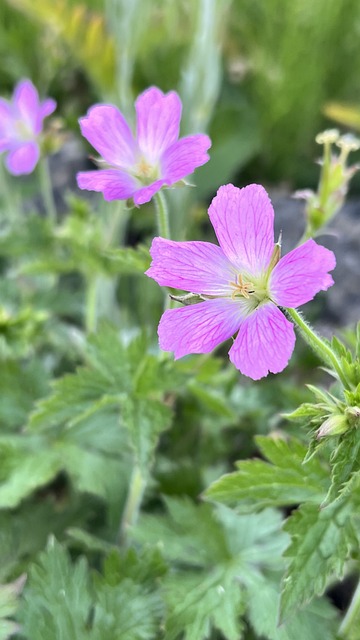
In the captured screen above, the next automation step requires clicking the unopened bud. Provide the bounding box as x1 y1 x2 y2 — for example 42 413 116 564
317 414 348 439
345 406 360 427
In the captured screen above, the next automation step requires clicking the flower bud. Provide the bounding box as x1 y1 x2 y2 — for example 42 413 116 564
316 414 348 439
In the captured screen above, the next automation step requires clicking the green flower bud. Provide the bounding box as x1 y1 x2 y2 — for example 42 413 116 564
317 414 348 439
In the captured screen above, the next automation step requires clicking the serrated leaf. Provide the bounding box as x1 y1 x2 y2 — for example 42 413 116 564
164 569 245 640
21 538 93 640
283 403 325 422
323 428 360 506
280 501 356 622
0 576 25 640
0 444 62 508
92 579 164 640
122 397 173 473
205 436 329 510
246 572 338 640
134 498 289 640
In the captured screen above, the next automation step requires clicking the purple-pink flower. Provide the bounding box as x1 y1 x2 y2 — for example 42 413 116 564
76 86 211 206
0 79 56 175
146 183 336 380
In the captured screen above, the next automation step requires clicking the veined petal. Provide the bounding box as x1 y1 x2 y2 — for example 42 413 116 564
5 142 39 175
13 79 39 133
270 239 336 308
158 299 246 359
146 237 235 295
77 169 137 201
133 179 167 206
229 302 295 380
136 87 181 163
208 184 275 275
79 105 137 168
161 134 211 183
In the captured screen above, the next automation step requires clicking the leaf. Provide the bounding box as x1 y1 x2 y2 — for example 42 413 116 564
324 428 360 506
205 436 329 510
92 579 164 640
246 572 338 640
164 569 245 640
280 500 356 622
21 538 93 640
122 397 173 473
0 576 25 640
133 498 290 640
0 440 62 508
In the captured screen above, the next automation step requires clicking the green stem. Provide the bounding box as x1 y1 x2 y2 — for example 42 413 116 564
85 277 98 334
154 190 170 239
0 160 15 222
118 464 146 546
339 578 360 638
286 307 349 389
39 156 57 224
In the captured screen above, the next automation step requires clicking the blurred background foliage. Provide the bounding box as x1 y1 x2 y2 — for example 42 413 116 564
2 0 360 187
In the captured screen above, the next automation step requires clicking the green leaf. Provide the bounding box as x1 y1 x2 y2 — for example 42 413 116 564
122 397 172 473
324 428 360 506
280 500 356 621
0 576 25 640
205 436 329 510
21 538 93 640
246 573 338 640
92 579 164 640
164 569 245 640
0 440 62 508
133 498 289 640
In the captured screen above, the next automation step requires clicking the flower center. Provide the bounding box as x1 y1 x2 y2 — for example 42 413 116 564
14 119 33 141
135 157 159 184
230 274 254 299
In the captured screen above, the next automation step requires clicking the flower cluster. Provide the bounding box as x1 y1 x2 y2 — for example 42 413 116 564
147 184 336 380
0 79 56 175
77 86 211 206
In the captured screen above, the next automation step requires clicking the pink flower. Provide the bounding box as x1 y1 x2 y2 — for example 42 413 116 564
0 79 56 175
146 184 336 380
76 86 211 206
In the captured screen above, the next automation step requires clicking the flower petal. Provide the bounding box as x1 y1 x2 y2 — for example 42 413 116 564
270 238 336 308
136 87 181 163
79 105 137 168
208 184 275 275
0 99 13 138
13 79 39 133
133 179 167 206
5 142 39 175
77 169 137 201
229 302 295 380
161 134 211 183
158 299 246 359
146 237 235 295
39 98 57 120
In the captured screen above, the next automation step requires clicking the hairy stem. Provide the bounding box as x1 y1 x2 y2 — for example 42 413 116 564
154 190 170 239
286 307 349 389
118 464 146 546
39 156 57 224
339 578 360 638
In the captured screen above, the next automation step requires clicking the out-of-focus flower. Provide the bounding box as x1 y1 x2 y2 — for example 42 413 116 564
146 183 336 380
0 79 56 175
77 86 211 206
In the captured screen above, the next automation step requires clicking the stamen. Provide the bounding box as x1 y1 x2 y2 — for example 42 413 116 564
230 274 254 299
